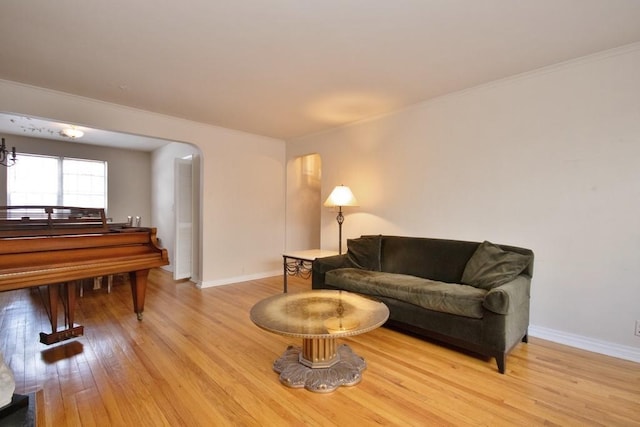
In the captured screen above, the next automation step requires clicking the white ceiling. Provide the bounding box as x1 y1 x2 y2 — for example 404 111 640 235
2 0 640 143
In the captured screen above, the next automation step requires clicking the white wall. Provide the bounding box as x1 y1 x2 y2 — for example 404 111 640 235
287 44 640 361
0 133 151 223
0 80 286 287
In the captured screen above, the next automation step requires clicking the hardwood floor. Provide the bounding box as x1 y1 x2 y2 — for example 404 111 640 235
1 269 639 426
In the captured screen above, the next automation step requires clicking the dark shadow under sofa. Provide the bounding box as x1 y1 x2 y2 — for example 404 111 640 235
312 235 534 373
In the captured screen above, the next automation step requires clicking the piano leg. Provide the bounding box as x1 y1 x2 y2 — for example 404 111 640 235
47 284 59 332
39 282 84 345
129 269 149 321
65 281 78 329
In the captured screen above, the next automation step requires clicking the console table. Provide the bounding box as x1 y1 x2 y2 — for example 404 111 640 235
282 249 338 292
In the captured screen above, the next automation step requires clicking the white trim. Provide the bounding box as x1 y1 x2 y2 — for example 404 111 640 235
197 270 282 289
529 325 640 364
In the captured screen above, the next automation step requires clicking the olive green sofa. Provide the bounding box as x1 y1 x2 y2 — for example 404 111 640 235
312 235 534 373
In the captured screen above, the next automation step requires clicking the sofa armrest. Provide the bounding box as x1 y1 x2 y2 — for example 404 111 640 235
483 275 531 315
312 255 353 288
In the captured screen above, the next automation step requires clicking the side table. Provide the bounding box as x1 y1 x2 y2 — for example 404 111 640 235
282 249 338 292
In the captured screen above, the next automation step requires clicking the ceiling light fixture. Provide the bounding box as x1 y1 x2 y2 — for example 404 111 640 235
0 137 17 167
60 127 84 139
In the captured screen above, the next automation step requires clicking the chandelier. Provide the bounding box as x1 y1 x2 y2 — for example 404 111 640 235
1 138 17 167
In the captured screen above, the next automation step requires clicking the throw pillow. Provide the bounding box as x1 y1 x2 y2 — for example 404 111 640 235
346 235 382 271
461 241 532 290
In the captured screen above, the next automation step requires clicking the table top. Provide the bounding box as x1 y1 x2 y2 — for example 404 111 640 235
282 249 339 261
250 290 389 339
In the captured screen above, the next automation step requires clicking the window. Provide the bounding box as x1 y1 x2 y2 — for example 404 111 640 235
7 154 107 209
62 158 107 208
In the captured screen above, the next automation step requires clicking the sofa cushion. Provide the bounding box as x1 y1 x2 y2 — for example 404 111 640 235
346 235 382 271
325 268 487 319
380 236 477 283
461 241 533 290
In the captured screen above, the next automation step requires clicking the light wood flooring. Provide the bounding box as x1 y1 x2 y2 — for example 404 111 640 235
1 269 639 426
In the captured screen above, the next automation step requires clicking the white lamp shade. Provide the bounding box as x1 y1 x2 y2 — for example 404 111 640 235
324 185 358 207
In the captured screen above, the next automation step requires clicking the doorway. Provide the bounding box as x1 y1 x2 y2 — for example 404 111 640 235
286 153 322 251
174 156 194 280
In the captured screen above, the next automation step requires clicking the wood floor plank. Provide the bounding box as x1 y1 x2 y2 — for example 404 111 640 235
1 269 639 426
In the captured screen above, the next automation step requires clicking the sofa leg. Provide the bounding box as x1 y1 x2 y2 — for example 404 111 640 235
522 333 528 343
495 353 506 374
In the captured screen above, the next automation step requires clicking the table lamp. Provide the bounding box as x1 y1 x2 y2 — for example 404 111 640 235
324 185 358 254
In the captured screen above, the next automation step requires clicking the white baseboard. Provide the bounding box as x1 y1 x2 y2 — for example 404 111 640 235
529 325 640 364
197 270 282 289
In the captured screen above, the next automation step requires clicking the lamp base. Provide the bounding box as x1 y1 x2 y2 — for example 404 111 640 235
336 207 344 254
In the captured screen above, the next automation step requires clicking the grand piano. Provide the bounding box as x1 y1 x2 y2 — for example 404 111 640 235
0 206 169 344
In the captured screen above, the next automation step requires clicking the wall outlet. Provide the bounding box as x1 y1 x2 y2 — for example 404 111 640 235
636 320 640 337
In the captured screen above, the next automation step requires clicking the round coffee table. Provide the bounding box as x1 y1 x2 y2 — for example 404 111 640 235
250 290 389 393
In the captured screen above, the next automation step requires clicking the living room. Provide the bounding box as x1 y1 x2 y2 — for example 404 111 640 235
1 1 639 425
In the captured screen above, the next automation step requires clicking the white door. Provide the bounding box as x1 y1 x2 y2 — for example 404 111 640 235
174 157 193 280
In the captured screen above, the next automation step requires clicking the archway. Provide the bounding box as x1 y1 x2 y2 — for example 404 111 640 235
286 153 321 250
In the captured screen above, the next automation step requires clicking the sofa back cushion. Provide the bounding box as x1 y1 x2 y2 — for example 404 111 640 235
348 235 534 284
380 236 478 283
346 235 382 271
